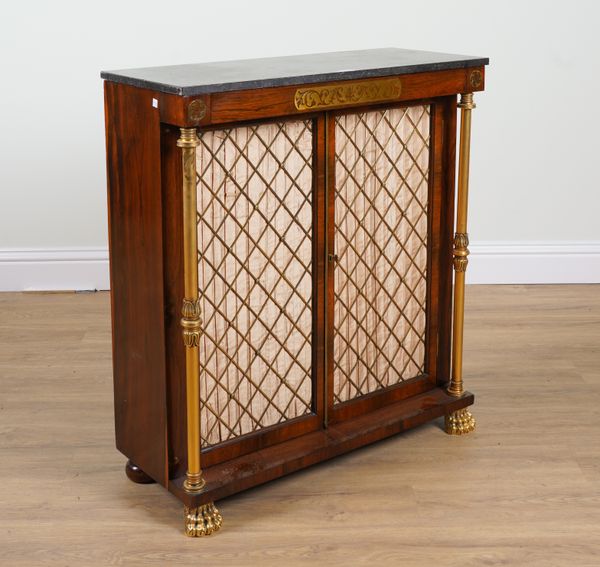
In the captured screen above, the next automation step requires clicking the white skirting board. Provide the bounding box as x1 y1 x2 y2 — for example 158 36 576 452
468 241 600 285
0 242 599 291
0 248 110 292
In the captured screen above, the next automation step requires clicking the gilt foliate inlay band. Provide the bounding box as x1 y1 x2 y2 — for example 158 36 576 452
294 78 402 111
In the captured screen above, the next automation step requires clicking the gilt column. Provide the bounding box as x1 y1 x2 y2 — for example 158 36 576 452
177 127 223 535
445 93 477 435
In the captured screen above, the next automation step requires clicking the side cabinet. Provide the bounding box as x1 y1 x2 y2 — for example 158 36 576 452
102 48 488 536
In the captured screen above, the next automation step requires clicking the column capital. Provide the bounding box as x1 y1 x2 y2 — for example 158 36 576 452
458 92 476 110
177 127 200 149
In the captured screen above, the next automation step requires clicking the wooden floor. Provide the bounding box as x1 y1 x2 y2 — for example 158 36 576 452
1 285 599 566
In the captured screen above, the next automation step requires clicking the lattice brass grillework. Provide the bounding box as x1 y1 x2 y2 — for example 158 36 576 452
333 105 431 404
195 120 314 447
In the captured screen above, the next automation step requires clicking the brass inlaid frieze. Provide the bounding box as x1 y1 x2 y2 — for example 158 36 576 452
294 78 402 111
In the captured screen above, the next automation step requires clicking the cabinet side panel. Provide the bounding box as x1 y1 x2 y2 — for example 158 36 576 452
104 81 168 485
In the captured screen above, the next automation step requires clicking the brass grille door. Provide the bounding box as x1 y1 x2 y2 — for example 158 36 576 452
195 120 314 447
333 105 430 406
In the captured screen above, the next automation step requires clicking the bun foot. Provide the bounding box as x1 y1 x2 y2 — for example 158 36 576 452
125 460 156 484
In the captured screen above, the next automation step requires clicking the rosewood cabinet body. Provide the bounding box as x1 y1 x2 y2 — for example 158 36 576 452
102 48 488 536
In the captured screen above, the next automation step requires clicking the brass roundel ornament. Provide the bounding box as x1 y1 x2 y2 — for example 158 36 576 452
469 69 483 89
188 99 207 123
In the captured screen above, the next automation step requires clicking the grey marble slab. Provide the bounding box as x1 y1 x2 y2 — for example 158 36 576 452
101 48 488 97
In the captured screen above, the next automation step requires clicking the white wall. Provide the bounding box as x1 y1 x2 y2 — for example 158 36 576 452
1 0 599 290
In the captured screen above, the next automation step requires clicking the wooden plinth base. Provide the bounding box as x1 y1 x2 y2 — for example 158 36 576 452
169 386 474 508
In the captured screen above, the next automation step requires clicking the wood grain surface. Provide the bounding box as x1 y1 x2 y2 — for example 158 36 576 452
104 81 168 485
1 285 599 566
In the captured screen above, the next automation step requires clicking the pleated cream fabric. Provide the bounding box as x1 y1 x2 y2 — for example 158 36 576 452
194 106 430 446
195 121 313 447
333 105 430 404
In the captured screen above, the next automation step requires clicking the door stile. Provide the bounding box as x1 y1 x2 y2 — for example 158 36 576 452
437 96 458 385
423 101 446 385
312 114 327 426
324 112 337 427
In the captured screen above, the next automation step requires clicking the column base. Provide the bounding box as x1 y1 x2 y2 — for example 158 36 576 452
445 408 476 435
184 502 223 537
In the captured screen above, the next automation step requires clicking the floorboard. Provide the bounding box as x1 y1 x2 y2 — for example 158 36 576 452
0 285 599 566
